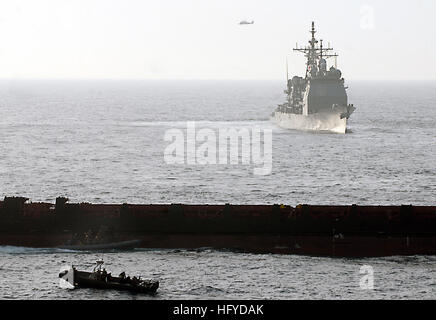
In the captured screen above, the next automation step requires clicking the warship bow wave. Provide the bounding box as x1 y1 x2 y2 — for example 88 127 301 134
272 22 355 133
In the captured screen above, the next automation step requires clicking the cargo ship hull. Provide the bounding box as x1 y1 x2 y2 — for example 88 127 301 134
1 197 435 257
1 233 435 258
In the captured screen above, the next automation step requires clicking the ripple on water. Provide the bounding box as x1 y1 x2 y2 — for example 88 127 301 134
2 248 435 300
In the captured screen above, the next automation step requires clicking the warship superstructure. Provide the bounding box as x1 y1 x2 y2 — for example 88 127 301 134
273 22 355 133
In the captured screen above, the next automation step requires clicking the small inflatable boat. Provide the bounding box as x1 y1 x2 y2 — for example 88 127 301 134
59 260 159 294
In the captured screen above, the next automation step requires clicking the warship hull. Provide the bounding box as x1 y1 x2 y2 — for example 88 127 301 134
272 111 347 134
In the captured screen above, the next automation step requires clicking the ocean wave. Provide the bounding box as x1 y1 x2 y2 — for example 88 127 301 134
118 119 271 128
187 285 228 296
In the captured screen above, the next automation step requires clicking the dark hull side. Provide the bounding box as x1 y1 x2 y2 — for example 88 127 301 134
58 239 142 251
1 233 435 258
1 197 435 257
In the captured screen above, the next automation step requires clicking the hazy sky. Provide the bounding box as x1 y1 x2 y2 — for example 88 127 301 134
0 0 435 80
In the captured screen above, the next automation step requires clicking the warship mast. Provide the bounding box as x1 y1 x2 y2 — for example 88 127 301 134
293 21 338 79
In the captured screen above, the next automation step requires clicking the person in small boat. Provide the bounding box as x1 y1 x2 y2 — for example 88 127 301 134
118 272 131 284
131 276 139 286
100 268 108 281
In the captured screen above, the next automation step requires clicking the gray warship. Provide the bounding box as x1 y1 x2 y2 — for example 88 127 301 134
273 22 355 133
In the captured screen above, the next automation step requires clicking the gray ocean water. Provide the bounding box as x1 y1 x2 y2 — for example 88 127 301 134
0 80 435 299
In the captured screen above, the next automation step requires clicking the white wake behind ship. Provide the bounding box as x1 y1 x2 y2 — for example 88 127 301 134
272 22 355 134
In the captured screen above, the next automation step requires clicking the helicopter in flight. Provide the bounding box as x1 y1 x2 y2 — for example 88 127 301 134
239 20 254 25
